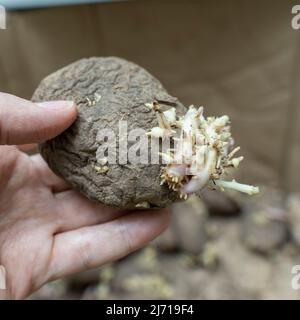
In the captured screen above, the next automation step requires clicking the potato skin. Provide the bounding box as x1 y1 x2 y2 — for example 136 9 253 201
32 57 186 208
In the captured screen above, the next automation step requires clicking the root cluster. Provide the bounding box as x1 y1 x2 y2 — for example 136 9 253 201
146 102 259 199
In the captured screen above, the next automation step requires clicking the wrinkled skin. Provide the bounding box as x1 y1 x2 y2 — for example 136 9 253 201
33 57 186 208
0 93 170 299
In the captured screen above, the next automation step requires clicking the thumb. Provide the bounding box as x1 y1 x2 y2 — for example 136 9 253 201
0 93 77 145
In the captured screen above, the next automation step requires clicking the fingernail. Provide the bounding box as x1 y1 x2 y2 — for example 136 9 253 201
36 100 75 109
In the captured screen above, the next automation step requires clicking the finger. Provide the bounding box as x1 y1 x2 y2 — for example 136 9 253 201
30 154 70 193
31 154 127 231
0 92 77 145
0 145 21 192
17 144 38 153
47 208 170 281
52 190 128 232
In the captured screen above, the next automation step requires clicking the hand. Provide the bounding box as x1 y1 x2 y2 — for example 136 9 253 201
0 93 170 300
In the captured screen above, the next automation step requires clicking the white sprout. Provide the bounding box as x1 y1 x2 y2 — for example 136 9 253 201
214 179 259 195
146 102 259 199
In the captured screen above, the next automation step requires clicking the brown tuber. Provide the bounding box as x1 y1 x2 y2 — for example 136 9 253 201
32 57 258 209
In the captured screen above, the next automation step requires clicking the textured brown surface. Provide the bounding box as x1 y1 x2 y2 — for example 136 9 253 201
32 57 186 208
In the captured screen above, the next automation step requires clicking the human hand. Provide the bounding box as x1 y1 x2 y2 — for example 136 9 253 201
0 93 170 299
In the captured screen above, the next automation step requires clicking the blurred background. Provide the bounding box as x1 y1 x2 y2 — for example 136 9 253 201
1 0 300 299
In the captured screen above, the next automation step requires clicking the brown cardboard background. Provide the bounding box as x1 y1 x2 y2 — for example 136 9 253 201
0 0 299 191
